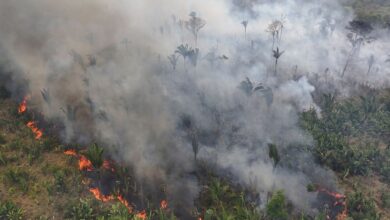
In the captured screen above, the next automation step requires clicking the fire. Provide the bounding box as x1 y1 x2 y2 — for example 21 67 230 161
136 210 147 220
18 96 28 114
64 149 142 217
160 200 168 209
63 149 93 171
79 155 93 171
89 187 114 202
317 187 348 220
117 194 133 213
64 149 77 156
26 121 43 139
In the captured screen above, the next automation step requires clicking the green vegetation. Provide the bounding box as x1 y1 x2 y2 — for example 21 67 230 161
84 143 104 169
200 178 262 220
3 168 31 193
0 201 23 220
301 92 390 180
347 191 380 219
266 191 288 220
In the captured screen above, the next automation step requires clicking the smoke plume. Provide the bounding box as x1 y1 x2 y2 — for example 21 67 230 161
0 0 389 215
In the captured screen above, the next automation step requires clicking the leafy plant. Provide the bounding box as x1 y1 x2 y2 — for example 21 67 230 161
84 143 104 169
268 144 280 168
347 191 379 219
272 47 284 76
65 199 95 220
266 191 288 220
4 168 30 192
0 201 24 220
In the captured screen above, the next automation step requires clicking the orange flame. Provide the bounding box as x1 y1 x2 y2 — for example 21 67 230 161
26 121 43 139
64 149 93 171
64 149 77 156
317 187 348 220
79 155 93 171
18 96 28 114
89 187 114 202
117 194 133 213
136 210 147 220
160 200 168 209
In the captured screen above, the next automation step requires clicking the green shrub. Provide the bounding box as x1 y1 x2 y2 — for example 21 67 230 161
347 191 379 220
266 191 288 220
0 201 24 220
200 178 262 220
84 143 104 169
381 190 390 209
65 199 95 220
3 168 30 192
53 170 67 193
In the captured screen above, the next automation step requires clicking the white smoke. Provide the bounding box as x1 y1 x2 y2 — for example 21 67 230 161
0 0 389 215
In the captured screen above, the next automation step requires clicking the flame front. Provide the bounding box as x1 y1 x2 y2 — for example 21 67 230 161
89 187 114 202
79 155 93 171
64 149 77 156
317 187 348 220
18 96 28 114
118 194 133 213
136 210 147 220
26 121 43 139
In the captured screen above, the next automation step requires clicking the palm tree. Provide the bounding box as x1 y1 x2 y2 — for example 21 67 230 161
342 20 374 78
239 77 254 96
167 54 179 71
185 12 206 47
84 143 104 169
241 20 248 40
175 44 191 69
272 47 284 76
266 19 284 49
187 48 200 67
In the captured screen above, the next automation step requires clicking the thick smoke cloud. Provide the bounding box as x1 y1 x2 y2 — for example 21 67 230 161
0 0 389 215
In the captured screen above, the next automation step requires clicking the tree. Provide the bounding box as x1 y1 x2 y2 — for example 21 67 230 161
272 47 284 76
167 54 179 71
266 19 284 50
185 12 206 47
175 44 191 70
342 20 374 77
84 143 104 169
268 144 280 168
241 20 248 40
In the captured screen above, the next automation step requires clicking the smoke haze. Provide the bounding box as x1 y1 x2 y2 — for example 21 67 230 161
0 0 389 215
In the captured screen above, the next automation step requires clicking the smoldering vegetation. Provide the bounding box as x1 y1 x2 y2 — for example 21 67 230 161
0 0 389 216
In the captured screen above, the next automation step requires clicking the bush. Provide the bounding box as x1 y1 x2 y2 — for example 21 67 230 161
266 191 288 220
347 191 379 220
0 201 23 220
84 143 104 169
65 199 95 220
53 170 67 193
381 190 390 209
199 178 261 220
4 168 30 192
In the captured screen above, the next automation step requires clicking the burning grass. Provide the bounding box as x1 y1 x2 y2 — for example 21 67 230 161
0 88 388 219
